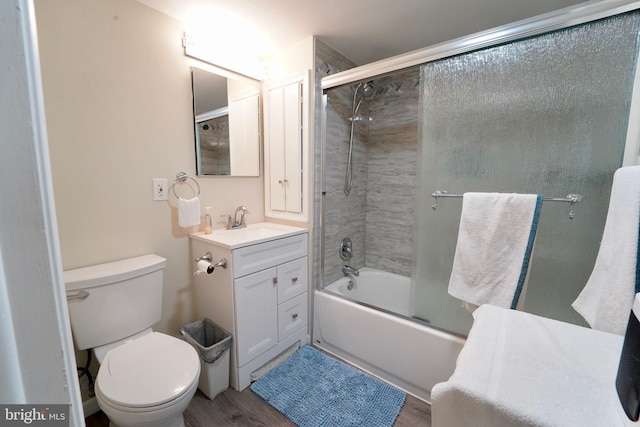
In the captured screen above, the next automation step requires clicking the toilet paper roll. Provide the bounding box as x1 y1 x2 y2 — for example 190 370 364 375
196 260 215 275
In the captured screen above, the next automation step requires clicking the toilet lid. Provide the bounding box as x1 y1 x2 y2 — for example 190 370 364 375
97 332 200 408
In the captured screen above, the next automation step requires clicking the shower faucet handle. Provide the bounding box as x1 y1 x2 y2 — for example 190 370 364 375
339 238 353 261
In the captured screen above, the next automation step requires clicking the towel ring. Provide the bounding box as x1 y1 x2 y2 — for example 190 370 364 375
172 172 200 198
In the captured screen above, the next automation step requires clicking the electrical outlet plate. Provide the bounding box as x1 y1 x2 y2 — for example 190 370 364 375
153 178 168 201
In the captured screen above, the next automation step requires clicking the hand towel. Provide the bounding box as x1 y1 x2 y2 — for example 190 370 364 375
448 192 543 310
572 166 640 335
178 196 201 228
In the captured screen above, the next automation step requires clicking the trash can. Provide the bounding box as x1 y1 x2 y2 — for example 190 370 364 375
180 318 232 400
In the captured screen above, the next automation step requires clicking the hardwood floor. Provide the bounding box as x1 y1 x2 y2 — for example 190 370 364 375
86 385 431 427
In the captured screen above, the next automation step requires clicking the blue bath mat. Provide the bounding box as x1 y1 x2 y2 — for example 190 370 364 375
250 345 406 427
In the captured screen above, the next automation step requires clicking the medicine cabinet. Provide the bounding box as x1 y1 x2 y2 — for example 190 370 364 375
263 71 310 221
191 66 261 177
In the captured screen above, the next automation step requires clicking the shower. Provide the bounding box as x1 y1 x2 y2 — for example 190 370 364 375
316 3 640 404
344 81 375 196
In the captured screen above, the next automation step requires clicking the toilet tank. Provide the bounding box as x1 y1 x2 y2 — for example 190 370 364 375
64 254 166 350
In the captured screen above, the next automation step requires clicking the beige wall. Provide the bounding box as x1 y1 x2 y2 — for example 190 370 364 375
34 0 264 337
265 37 314 79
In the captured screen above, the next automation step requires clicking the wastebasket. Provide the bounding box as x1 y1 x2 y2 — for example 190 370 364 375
180 318 232 400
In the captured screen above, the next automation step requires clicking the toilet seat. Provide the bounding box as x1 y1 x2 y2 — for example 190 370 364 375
96 332 200 409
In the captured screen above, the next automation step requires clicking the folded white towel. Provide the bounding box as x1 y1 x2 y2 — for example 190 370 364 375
431 305 630 427
572 166 640 335
448 192 542 310
178 196 201 228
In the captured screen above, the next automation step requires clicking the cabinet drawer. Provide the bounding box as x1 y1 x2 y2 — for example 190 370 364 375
277 257 307 303
232 233 308 278
278 293 307 341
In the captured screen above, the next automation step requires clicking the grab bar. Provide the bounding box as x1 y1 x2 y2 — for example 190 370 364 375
431 190 583 219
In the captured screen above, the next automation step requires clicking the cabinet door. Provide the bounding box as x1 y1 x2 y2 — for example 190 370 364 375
228 94 260 176
267 81 301 212
283 82 302 213
267 87 287 212
234 268 278 367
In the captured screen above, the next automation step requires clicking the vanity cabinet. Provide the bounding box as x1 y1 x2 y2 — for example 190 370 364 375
263 71 310 221
235 256 307 367
190 225 308 391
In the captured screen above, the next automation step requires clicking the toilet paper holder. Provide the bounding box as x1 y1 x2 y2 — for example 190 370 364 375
195 252 228 274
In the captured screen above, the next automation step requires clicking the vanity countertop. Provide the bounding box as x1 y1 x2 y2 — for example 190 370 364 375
190 222 307 250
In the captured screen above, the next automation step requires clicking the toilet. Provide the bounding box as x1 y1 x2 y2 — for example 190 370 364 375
64 254 200 427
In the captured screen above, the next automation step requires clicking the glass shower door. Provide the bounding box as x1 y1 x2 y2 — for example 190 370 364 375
412 11 640 336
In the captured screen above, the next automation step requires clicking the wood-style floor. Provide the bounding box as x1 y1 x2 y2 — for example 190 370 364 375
86 379 432 427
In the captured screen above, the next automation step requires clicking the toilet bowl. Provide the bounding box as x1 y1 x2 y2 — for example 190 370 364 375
94 332 200 427
64 255 201 427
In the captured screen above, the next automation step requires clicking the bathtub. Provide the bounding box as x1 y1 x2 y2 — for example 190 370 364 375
313 267 466 402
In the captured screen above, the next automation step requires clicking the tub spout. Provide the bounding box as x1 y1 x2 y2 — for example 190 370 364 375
342 265 360 277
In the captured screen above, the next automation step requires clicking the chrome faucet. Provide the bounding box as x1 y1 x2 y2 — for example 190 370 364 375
225 206 249 229
342 265 360 277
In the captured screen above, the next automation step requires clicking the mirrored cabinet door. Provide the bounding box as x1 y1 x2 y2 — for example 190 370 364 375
228 90 260 176
191 66 261 176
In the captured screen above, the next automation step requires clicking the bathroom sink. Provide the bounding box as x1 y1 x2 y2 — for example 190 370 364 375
190 222 307 249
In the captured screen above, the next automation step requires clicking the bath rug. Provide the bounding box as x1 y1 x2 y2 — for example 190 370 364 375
250 345 406 427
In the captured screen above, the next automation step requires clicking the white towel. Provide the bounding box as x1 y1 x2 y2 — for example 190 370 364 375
448 192 542 310
431 305 631 427
178 196 201 228
572 166 640 335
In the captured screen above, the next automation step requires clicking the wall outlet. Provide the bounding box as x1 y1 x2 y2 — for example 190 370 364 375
153 178 168 201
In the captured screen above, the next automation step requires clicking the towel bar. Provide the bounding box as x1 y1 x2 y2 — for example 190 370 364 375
431 190 583 219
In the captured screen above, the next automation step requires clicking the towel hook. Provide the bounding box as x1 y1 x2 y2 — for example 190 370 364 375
172 171 200 198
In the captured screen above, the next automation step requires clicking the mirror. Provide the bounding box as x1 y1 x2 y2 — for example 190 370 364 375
191 66 261 176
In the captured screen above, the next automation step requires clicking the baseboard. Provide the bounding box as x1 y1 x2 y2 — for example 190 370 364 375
82 397 100 418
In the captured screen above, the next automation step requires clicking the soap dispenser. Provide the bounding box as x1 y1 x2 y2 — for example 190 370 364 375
204 207 213 234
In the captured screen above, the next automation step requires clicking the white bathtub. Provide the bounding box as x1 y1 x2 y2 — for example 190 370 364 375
313 267 466 402
324 267 412 316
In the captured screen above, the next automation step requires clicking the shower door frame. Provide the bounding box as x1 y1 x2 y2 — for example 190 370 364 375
320 0 640 166
321 1 640 87
316 0 640 311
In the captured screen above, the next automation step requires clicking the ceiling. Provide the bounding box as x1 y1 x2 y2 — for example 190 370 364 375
138 0 588 66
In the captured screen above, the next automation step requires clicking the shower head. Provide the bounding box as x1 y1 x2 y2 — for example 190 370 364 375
359 81 376 99
350 81 376 117
354 80 375 98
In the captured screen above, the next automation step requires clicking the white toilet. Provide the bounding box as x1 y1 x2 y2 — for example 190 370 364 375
64 254 200 427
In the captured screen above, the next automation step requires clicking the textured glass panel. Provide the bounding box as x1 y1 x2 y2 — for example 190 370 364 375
413 12 640 335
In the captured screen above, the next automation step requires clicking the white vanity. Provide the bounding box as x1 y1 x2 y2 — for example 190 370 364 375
190 222 309 391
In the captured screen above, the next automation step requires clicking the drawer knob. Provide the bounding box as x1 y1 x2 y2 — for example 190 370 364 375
292 277 298 283
292 313 298 320
273 277 277 285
